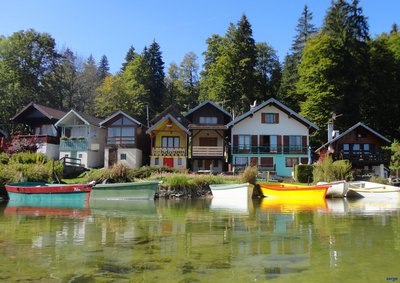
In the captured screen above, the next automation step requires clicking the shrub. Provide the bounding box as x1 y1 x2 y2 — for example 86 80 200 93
313 157 352 183
162 174 191 189
240 166 258 185
109 163 130 183
9 152 47 164
369 175 389 185
85 168 109 183
0 152 9 164
295 164 313 183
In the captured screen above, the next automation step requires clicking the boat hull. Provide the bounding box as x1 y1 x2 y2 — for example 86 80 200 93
209 183 249 199
91 181 160 200
347 181 400 199
5 182 92 202
260 184 328 199
317 181 348 198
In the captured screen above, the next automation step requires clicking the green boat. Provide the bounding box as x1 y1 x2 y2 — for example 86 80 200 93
90 181 160 200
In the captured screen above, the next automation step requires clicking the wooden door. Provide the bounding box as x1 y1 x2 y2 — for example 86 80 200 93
163 157 174 168
204 160 212 170
109 148 117 167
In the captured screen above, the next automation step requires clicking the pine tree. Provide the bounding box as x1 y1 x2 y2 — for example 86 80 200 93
121 45 136 72
97 55 110 81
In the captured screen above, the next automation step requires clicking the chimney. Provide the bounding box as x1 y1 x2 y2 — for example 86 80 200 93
250 100 257 110
327 122 334 142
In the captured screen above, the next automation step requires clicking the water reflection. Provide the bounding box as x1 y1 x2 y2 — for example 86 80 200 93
0 198 399 282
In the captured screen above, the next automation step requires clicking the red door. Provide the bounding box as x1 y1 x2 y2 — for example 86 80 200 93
163 158 174 168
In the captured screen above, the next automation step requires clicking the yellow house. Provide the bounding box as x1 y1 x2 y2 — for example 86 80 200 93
146 107 190 169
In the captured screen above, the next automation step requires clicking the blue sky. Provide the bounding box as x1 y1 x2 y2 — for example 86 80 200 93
1 0 399 74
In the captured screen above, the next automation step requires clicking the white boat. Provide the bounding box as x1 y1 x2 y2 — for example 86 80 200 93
209 183 251 213
347 181 400 199
317 181 348 198
209 183 250 199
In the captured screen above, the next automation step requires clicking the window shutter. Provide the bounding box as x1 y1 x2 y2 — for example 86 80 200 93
261 113 266 123
233 135 238 146
252 135 258 146
283 135 289 153
277 135 282 153
302 136 307 153
275 113 279 123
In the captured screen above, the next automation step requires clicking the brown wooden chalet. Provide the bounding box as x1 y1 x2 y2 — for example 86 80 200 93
9 102 66 159
316 122 391 177
99 111 148 168
185 100 232 173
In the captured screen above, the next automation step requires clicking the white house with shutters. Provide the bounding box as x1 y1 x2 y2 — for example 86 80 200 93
227 98 318 177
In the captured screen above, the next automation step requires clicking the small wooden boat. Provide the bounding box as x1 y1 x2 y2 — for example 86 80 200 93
346 181 400 199
91 181 160 200
317 181 348 198
5 182 92 202
209 183 250 199
260 183 329 199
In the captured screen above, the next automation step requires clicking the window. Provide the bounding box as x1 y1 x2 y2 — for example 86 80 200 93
286 157 298 167
162 136 180 148
353 144 361 154
238 135 251 150
155 158 159 166
343 144 350 153
177 158 182 166
235 157 248 165
199 117 217 124
198 160 203 167
64 154 69 158
260 157 274 168
262 113 279 124
120 153 127 160
107 126 135 144
363 144 370 153
78 154 83 158
289 136 302 152
270 135 278 152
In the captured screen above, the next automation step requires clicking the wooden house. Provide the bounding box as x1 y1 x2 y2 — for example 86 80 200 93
185 100 232 173
146 106 190 169
100 111 147 168
55 110 106 168
316 122 391 178
10 102 66 159
227 98 318 177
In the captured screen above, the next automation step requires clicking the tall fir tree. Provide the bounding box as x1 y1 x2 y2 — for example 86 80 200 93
121 45 136 72
278 5 317 111
97 55 110 81
143 41 166 114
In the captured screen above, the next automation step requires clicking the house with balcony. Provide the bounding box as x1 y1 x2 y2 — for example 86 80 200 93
185 100 232 173
55 110 106 168
316 122 391 178
100 111 148 168
146 106 190 169
10 102 66 159
227 98 318 177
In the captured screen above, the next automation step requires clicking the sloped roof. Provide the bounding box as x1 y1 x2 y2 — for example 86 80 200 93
150 105 190 127
184 100 232 119
55 109 103 127
99 110 144 127
11 102 66 121
316 122 391 152
226 98 318 131
146 113 190 135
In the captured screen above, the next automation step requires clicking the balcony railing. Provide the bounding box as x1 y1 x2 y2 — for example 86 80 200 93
60 138 89 151
192 146 224 157
333 151 390 164
232 145 307 154
152 147 186 157
233 163 276 172
106 136 136 146
12 135 60 145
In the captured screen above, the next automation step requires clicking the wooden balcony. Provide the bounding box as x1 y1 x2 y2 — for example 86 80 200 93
12 134 60 145
152 147 186 157
192 146 224 157
333 151 390 165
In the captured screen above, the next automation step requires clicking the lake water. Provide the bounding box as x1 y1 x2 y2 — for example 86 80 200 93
1 197 400 282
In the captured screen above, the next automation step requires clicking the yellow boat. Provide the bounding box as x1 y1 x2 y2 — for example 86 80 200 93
260 197 328 212
260 183 329 199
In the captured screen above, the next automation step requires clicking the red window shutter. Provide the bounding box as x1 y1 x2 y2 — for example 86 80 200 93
250 157 258 166
300 157 308 164
233 135 238 146
283 135 289 153
261 113 266 123
302 136 307 153
260 135 264 145
275 113 279 123
252 135 258 147
277 135 282 153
